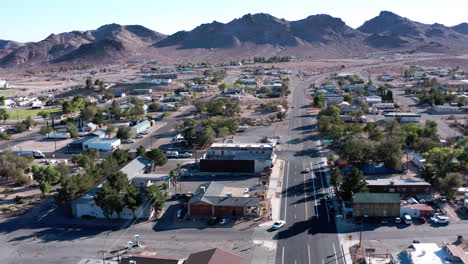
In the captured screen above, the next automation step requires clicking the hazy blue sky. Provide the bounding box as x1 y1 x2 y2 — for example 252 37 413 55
2 0 467 42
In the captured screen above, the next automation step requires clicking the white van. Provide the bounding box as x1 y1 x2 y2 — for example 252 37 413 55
404 215 412 225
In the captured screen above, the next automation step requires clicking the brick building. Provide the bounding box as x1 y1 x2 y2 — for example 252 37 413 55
188 182 260 217
353 193 401 217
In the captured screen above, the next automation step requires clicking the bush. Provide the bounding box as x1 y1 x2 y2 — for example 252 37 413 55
3 187 13 198
15 175 31 186
14 195 23 204
0 133 11 140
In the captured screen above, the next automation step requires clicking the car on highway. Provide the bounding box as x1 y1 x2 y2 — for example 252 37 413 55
272 220 286 230
125 139 135 144
180 152 192 158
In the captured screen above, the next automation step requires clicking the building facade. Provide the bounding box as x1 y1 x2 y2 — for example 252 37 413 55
200 143 275 173
365 179 431 196
353 193 400 217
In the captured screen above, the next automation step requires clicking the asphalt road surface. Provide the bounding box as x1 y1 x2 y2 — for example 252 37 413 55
275 72 343 264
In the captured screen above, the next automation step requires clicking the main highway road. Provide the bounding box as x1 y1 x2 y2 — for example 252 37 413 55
275 73 345 264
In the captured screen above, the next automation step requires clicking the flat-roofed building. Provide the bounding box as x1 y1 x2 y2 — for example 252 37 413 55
200 143 275 173
384 112 421 122
353 192 400 217
366 179 431 196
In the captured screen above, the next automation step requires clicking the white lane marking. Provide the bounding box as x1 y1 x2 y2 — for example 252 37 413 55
284 161 290 221
341 244 347 264
282 246 285 264
311 162 319 218
294 204 296 208
333 243 339 264
320 170 330 223
294 214 296 219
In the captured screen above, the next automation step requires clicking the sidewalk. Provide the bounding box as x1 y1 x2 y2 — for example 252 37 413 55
250 159 285 264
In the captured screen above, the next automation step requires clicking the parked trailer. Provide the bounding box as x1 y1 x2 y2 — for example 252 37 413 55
13 150 45 159
45 132 71 139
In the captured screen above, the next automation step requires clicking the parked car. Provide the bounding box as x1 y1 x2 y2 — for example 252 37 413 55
166 151 179 158
125 139 135 144
140 130 150 135
135 134 144 138
272 220 286 230
219 218 229 225
413 240 421 243
431 216 450 224
381 219 388 224
404 215 412 225
395 217 401 224
419 217 427 223
304 168 311 173
440 196 447 203
207 217 220 226
180 152 192 158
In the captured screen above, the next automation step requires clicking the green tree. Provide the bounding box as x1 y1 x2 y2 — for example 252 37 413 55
40 125 53 136
340 136 376 168
105 124 116 137
31 165 62 184
148 102 161 112
423 147 462 178
377 136 403 170
112 149 131 165
146 149 167 172
85 77 93 89
341 168 368 201
196 126 215 146
0 108 9 123
62 100 73 114
313 94 324 108
146 185 166 213
72 95 86 112
439 172 463 198
94 183 123 218
136 145 147 157
66 123 79 138
344 94 353 103
124 184 143 219
37 110 50 119
39 181 52 195
93 111 104 125
330 168 342 189
107 171 129 193
116 126 134 140
55 162 70 178
80 105 97 122
414 137 441 154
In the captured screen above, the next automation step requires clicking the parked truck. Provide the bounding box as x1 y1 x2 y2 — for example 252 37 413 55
411 153 425 170
13 150 45 159
45 132 71 139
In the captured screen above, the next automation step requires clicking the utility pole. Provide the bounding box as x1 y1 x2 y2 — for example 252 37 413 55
52 117 56 152
100 250 107 264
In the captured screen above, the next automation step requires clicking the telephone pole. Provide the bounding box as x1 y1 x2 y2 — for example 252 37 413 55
100 250 107 264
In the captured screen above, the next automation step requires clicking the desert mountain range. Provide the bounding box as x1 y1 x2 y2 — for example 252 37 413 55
1 11 467 67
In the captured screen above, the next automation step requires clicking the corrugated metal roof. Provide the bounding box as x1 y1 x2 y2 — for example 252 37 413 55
353 192 400 204
366 179 431 186
189 182 260 207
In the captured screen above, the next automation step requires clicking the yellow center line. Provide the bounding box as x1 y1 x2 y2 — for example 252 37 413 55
303 161 308 219
308 244 312 264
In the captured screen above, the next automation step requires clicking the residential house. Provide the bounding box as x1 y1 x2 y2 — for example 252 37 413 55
353 192 400 217
131 120 151 135
433 104 460 114
201 143 276 173
342 84 366 91
188 182 260 217
89 129 107 138
83 137 121 151
81 122 97 132
115 92 126 98
72 157 154 219
365 95 382 105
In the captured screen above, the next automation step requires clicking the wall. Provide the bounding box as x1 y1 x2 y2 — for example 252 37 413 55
400 206 420 218
73 200 154 220
353 202 400 217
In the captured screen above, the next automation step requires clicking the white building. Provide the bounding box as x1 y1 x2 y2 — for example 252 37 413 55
83 138 121 151
0 80 9 89
433 104 459 113
406 243 454 264
201 143 276 173
365 96 382 105
131 120 151 134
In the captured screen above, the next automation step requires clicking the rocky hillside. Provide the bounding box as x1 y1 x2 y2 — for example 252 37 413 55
0 24 165 67
451 23 468 35
155 13 365 49
358 11 468 52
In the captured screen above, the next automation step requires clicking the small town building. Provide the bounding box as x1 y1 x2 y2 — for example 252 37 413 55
400 203 434 218
188 182 260 217
373 103 395 109
89 129 106 138
353 192 400 217
200 143 275 173
83 137 121 151
81 122 97 132
405 243 454 264
365 179 431 196
432 104 460 114
365 95 382 105
131 120 151 134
